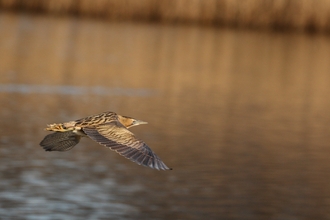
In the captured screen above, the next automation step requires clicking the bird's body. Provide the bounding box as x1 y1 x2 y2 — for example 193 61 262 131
40 111 171 170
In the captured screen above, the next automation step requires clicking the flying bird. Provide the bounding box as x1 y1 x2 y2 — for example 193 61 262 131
40 111 171 170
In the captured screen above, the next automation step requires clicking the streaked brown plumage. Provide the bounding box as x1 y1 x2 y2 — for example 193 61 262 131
40 111 171 170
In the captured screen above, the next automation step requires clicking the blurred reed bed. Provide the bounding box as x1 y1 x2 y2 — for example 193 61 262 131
0 0 330 32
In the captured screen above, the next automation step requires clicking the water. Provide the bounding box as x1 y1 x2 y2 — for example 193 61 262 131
0 12 330 219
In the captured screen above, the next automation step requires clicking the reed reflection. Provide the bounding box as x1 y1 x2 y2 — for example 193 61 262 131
0 12 330 220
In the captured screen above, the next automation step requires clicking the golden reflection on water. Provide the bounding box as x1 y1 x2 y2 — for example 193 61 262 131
0 12 330 219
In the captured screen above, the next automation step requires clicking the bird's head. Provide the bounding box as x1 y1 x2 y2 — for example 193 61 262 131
118 115 148 128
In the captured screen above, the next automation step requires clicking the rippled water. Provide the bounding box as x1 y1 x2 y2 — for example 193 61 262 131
0 12 330 219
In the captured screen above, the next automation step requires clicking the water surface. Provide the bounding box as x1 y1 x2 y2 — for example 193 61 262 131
0 12 330 220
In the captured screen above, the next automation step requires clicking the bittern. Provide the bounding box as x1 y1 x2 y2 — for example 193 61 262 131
40 111 171 170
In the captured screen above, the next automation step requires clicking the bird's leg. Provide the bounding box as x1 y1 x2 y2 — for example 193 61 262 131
46 123 67 132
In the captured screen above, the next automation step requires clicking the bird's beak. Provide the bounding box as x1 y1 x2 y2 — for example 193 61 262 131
134 120 148 125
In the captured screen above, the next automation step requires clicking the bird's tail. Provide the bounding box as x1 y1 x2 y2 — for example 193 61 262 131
40 131 81 151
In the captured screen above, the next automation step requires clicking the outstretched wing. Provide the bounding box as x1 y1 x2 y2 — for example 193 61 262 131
40 131 81 151
83 121 171 170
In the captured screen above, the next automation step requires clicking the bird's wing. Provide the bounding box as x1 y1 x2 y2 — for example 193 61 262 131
83 121 170 170
40 131 81 151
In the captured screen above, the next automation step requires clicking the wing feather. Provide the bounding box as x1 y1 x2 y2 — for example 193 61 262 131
83 122 171 170
40 131 80 152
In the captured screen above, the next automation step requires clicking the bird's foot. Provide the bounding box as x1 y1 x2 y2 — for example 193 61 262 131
46 123 67 132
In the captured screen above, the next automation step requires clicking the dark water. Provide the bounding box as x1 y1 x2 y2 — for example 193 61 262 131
1 12 330 219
